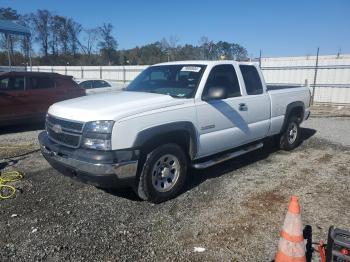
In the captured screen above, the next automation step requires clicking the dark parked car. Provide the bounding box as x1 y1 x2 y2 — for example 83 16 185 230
0 71 85 126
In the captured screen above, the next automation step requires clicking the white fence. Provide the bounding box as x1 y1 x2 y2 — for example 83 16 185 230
23 54 350 105
0 66 25 72
29 65 148 84
261 54 350 105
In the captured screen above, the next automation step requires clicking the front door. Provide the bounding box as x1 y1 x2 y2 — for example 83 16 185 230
195 64 250 158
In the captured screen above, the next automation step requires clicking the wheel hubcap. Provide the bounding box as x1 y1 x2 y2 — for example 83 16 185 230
288 123 298 144
151 154 180 192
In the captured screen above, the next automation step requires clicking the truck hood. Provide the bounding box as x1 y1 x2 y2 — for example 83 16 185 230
48 91 186 122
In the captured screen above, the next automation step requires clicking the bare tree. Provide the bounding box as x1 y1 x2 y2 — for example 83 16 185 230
159 36 179 61
199 36 210 59
67 19 82 55
49 15 61 55
98 23 117 50
80 28 101 56
56 16 70 54
98 23 118 64
18 14 33 62
31 9 52 56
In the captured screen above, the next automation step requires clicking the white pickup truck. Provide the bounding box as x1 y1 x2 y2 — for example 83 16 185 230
39 61 311 203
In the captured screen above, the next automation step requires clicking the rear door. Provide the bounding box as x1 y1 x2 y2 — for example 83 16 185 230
26 76 58 118
57 77 85 99
237 64 271 141
0 75 29 122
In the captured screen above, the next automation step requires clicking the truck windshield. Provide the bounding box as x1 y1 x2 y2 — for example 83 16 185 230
127 64 206 98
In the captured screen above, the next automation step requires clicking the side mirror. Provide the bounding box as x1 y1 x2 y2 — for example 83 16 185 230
204 86 228 101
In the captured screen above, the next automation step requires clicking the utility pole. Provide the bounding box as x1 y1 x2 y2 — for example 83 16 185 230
311 47 319 105
259 50 262 67
6 34 12 70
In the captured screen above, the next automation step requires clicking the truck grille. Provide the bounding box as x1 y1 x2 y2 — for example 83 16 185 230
46 115 84 148
46 115 84 132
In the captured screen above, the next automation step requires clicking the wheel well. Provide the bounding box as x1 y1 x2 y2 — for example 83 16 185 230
140 130 194 160
289 106 304 123
280 103 305 134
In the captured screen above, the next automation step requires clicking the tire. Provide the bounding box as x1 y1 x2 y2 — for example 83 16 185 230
279 116 301 151
136 143 188 203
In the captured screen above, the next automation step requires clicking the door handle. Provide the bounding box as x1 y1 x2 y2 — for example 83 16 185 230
239 103 248 111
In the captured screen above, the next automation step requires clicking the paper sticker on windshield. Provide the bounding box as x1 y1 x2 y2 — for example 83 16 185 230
181 66 201 73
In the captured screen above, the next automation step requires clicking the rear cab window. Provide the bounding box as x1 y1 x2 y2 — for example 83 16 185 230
239 65 264 95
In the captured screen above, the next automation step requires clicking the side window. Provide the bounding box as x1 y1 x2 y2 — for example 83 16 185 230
93 80 111 88
0 77 25 90
0 77 9 89
203 64 241 99
28 77 55 89
239 65 263 95
79 81 93 89
101 80 111 87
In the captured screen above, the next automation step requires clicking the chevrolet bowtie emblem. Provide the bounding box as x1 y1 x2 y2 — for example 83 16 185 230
52 124 63 134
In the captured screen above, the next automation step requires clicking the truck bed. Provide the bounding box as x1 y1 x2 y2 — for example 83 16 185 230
267 85 311 135
267 84 304 91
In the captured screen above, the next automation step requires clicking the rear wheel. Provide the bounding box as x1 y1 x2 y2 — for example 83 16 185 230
279 116 301 151
136 143 188 203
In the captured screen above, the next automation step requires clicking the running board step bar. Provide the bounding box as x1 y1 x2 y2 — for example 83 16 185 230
192 142 264 169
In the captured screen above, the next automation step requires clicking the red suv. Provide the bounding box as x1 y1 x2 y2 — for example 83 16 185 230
0 71 85 126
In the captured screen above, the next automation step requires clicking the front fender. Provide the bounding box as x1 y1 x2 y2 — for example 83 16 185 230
132 121 198 159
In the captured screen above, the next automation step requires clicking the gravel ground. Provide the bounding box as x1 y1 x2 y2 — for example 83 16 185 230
302 117 350 147
1 116 349 261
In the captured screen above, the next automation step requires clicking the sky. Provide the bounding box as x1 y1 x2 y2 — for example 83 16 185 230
2 0 350 57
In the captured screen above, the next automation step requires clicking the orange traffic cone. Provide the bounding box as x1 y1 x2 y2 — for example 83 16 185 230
275 196 306 262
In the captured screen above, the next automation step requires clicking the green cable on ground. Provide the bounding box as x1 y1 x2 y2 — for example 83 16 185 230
0 171 23 200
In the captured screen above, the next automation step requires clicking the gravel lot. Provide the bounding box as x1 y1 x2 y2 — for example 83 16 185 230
302 117 350 147
1 114 349 261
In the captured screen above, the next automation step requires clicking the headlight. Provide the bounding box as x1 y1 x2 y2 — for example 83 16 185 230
82 120 114 150
84 120 114 133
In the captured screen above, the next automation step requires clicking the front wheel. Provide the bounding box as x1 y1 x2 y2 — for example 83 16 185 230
279 116 301 151
136 143 188 203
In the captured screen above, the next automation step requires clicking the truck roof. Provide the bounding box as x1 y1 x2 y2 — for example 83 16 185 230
154 60 258 66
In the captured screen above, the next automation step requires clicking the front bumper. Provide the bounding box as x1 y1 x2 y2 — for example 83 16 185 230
38 131 139 188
